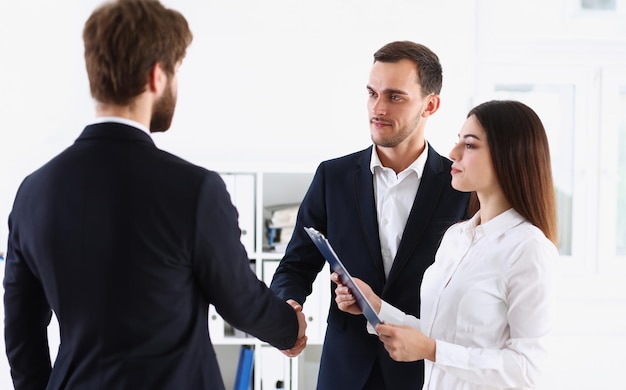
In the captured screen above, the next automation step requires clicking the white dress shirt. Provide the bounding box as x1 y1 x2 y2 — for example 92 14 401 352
377 209 557 389
370 143 428 277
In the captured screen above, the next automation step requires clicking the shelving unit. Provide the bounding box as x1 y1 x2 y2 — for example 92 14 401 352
212 170 329 390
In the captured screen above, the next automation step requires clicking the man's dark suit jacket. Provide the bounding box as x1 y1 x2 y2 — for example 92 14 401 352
4 123 299 390
270 145 470 389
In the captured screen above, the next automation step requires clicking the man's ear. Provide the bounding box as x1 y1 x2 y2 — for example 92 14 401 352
148 63 167 95
422 94 441 117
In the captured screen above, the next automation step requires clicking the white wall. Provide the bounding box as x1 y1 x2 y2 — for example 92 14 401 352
0 0 475 250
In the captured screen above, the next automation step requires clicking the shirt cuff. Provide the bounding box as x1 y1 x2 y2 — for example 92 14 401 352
366 300 420 334
435 339 501 370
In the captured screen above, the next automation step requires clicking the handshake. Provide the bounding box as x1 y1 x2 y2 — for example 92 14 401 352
280 299 308 358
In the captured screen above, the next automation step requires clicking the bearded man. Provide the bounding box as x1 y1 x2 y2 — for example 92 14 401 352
3 1 306 389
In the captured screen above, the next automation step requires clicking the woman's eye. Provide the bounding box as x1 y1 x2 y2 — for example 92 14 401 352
465 143 474 149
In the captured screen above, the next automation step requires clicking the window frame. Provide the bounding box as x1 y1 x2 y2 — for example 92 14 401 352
474 64 600 273
597 66 626 273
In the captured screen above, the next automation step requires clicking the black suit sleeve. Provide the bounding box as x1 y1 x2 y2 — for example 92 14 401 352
191 172 299 350
4 207 54 390
269 163 327 305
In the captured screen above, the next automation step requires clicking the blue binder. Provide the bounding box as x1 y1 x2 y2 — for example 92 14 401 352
233 345 254 390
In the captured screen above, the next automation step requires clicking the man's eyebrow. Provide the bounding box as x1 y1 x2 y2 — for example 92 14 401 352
366 85 409 95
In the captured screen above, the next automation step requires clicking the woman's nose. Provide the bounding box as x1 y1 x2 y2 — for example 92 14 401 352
448 143 460 161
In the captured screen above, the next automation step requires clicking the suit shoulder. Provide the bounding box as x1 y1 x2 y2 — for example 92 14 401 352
318 147 371 168
148 151 229 197
157 150 220 178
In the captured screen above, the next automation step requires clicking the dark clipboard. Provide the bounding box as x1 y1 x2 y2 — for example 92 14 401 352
304 226 382 327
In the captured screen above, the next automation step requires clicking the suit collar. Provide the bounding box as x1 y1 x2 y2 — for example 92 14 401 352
354 145 451 287
386 144 448 285
91 116 151 135
369 142 430 179
77 122 156 147
355 147 386 285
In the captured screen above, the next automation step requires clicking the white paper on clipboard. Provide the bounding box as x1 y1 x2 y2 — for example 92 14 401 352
304 226 382 327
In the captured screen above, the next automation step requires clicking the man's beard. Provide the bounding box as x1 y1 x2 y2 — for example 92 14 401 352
149 80 176 133
371 111 422 148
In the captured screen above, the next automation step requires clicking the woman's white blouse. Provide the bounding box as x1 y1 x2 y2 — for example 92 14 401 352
378 209 558 389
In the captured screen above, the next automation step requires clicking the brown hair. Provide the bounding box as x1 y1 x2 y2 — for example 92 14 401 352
83 0 193 105
373 41 443 97
468 100 558 245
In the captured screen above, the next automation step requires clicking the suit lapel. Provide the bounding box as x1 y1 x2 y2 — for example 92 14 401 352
354 147 386 284
386 145 446 286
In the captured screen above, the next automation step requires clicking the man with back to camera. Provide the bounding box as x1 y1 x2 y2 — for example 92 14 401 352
270 41 471 389
3 1 306 389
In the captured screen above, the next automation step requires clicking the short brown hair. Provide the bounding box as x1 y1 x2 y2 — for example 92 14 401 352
373 41 443 97
83 0 193 105
468 100 558 245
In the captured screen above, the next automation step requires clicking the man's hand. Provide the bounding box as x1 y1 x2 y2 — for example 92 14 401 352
280 299 308 358
331 272 381 315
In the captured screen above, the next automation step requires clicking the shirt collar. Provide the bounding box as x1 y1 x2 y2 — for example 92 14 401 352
91 116 151 136
463 208 526 239
369 142 429 178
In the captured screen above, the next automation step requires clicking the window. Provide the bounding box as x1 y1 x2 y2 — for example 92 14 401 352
476 65 626 273
598 67 626 271
475 65 597 269
491 84 575 255
581 0 616 10
617 91 626 256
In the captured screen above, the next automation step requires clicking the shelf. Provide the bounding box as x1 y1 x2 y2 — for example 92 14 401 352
259 251 285 260
212 338 257 346
208 169 324 390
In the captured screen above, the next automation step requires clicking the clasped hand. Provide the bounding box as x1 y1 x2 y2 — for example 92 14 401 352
280 299 308 358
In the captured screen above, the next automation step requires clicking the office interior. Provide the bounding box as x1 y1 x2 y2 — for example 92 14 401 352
1 0 625 388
